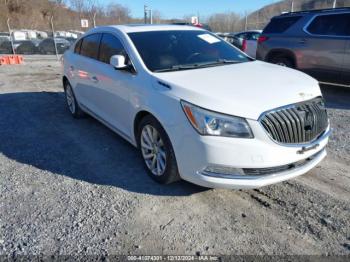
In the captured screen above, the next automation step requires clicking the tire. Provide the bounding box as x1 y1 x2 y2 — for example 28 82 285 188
64 81 85 118
137 115 180 184
270 55 294 68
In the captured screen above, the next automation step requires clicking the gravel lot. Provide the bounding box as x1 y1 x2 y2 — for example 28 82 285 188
0 56 349 257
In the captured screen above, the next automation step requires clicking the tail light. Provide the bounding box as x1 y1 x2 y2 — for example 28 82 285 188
242 39 247 52
258 36 269 44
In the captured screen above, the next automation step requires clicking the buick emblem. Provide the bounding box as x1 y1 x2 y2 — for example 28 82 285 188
304 110 314 131
297 107 314 131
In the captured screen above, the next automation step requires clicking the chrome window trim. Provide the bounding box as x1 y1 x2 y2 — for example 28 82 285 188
303 11 350 38
319 81 350 88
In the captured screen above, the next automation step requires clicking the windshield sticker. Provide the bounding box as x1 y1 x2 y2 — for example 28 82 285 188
198 34 221 44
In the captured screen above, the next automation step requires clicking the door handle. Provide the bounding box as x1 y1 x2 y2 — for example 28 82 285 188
91 76 99 83
298 39 307 44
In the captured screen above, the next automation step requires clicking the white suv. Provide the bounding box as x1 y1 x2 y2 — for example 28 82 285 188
62 25 330 189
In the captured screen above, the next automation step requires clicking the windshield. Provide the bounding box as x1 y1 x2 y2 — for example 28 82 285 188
128 30 251 72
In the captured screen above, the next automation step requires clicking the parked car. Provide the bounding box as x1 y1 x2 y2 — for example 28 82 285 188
0 33 10 45
39 38 71 54
217 33 242 49
16 39 41 54
172 22 212 31
234 30 262 58
62 37 78 45
63 25 329 189
256 8 350 87
0 40 22 54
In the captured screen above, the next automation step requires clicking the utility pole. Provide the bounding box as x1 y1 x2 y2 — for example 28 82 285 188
6 18 15 55
245 12 248 31
144 5 153 24
144 5 148 24
333 0 337 8
93 12 97 28
50 16 59 60
150 9 153 24
291 0 294 12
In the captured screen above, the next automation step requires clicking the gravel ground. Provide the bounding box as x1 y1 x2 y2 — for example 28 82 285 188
0 56 349 257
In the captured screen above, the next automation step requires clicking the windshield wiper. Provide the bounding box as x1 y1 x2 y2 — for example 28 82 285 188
205 59 241 65
154 59 241 73
154 64 201 73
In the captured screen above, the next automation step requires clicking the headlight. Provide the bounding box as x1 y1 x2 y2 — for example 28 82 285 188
181 100 253 138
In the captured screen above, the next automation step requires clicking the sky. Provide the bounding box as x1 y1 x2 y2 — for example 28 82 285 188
101 0 279 19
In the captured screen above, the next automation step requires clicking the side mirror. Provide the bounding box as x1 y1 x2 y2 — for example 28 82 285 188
110 55 127 69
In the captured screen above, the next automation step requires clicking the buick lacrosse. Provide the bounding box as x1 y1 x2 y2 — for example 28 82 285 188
62 25 330 189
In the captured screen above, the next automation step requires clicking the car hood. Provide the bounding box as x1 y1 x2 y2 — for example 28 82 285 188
153 61 321 120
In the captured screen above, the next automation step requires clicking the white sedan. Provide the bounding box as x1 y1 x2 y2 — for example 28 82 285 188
235 30 262 58
62 25 330 189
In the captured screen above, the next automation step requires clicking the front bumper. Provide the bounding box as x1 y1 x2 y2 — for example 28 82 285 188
194 148 326 189
168 117 330 189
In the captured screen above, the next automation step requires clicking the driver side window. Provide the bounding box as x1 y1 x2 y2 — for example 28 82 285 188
98 33 128 64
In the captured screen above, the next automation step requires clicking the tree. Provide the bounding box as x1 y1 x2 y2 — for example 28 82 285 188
152 10 162 24
106 3 131 24
70 0 85 19
208 12 242 32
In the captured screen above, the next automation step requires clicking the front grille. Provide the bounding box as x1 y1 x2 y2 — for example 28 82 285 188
260 97 328 144
243 150 322 176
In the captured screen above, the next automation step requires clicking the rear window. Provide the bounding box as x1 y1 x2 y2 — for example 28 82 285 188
307 13 350 36
263 16 302 34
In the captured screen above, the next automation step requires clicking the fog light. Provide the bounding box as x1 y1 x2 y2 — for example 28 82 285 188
201 165 245 178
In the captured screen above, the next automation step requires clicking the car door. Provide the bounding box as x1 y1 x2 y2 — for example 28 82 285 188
72 33 103 115
300 13 349 84
87 32 135 138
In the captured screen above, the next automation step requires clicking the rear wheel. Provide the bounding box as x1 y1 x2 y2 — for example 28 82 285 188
270 55 294 68
137 115 180 184
64 81 84 118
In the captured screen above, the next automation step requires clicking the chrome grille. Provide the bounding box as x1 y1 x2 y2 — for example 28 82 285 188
260 98 328 144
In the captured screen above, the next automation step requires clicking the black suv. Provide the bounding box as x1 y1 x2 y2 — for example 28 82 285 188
256 8 350 87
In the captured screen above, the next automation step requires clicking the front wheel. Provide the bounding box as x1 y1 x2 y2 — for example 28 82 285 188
137 115 180 184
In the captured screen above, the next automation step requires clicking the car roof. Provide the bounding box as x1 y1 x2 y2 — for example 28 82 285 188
279 7 350 17
89 24 206 34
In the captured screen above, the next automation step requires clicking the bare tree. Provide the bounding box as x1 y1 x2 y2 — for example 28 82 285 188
208 12 242 32
152 10 162 24
70 0 85 19
106 3 131 24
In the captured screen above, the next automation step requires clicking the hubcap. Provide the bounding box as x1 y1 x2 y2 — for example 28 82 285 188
140 125 166 176
65 85 76 114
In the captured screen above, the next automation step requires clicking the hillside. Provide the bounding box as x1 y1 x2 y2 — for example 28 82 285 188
246 0 350 30
0 0 140 32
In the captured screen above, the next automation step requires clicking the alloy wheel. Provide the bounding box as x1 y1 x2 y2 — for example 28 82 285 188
140 125 167 176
